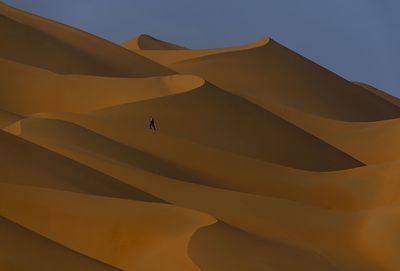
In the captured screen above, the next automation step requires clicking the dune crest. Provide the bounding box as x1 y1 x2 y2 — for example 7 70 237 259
170 39 400 121
130 36 271 65
0 58 203 114
123 34 188 50
0 184 215 271
2 2 400 270
0 109 22 128
0 2 172 76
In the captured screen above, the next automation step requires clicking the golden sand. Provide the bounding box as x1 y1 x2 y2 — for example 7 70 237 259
1 1 400 270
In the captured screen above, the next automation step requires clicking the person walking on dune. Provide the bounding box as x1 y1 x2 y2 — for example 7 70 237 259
149 116 156 131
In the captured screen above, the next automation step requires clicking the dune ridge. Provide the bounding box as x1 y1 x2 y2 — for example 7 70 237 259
123 34 188 50
0 108 22 128
0 2 173 77
0 58 203 114
170 39 400 121
0 216 119 271
130 36 270 65
1 2 400 270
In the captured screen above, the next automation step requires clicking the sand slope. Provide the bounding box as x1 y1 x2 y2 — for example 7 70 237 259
91 84 363 171
0 58 202 114
256 100 400 165
355 82 400 107
170 39 400 121
8 125 400 271
0 129 160 201
0 2 172 77
11 115 400 212
0 217 119 271
123 34 188 50
0 184 215 271
2 2 400 271
0 109 22 128
131 37 270 65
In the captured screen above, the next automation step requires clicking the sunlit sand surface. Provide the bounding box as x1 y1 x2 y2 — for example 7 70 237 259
1 2 400 270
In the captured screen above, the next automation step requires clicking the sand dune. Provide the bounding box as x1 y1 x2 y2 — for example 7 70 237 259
168 39 400 121
123 34 188 50
355 82 400 107
5 131 398 271
0 58 202 114
130 36 270 65
10 115 400 212
0 216 119 271
0 108 22 128
0 184 215 270
0 2 172 77
0 129 160 201
2 2 400 270
255 100 400 164
91 84 363 171
189 222 341 271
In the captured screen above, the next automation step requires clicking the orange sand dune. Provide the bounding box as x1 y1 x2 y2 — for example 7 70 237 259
0 129 160 201
0 108 22 128
256 100 400 165
7 126 400 271
166 39 400 121
0 58 202 114
123 34 188 50
10 116 400 212
130 36 270 65
355 82 400 107
0 184 215 270
0 217 119 271
189 222 341 271
0 2 172 76
90 84 363 171
2 2 400 270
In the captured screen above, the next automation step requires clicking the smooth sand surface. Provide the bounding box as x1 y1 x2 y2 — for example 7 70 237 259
91 84 363 171
169 39 400 121
355 82 400 107
0 109 22 128
2 3 400 270
129 36 270 65
0 184 215 271
0 2 172 77
0 58 203 114
123 34 188 50
0 217 119 271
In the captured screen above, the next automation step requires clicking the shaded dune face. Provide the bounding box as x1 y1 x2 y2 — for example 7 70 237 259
0 130 161 202
123 34 188 50
355 82 400 107
0 109 22 128
2 2 400 271
0 58 203 114
170 39 400 121
93 82 363 171
0 217 119 271
132 37 271 65
0 2 173 77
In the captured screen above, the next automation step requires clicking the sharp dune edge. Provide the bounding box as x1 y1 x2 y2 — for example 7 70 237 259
1 2 400 271
123 34 188 51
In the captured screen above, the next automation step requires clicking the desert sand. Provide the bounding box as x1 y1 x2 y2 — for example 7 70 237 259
1 1 400 270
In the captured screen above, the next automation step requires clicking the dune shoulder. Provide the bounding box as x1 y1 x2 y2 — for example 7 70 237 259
123 34 188 50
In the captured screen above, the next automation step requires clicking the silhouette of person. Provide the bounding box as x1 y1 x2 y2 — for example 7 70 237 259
149 116 156 131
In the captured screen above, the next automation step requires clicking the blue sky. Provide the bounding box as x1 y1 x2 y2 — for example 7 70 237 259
4 0 400 97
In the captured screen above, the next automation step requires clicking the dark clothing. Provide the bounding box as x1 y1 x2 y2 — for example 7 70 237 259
149 118 156 131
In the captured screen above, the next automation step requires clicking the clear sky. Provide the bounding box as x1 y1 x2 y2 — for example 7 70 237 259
4 0 400 97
